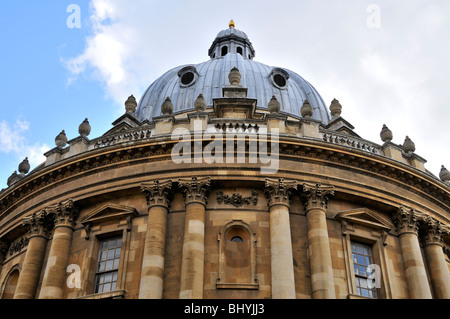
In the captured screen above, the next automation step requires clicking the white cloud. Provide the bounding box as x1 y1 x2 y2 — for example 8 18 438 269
0 119 50 169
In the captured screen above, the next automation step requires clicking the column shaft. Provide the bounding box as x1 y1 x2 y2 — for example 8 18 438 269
306 207 336 299
270 203 296 298
139 205 168 299
179 202 206 299
14 235 48 299
424 244 450 298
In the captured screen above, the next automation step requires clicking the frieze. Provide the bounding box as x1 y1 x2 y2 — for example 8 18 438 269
8 237 29 256
216 190 258 207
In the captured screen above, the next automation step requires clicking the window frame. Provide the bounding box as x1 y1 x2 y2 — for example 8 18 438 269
351 241 378 298
94 236 123 295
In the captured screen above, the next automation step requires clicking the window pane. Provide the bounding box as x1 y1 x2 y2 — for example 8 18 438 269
105 260 113 271
104 272 113 283
111 282 117 291
359 265 366 276
354 264 359 275
100 251 107 261
101 241 108 250
361 288 369 297
115 248 121 259
117 238 122 248
356 245 363 254
98 262 105 272
351 244 356 253
365 256 371 266
113 259 120 270
103 283 111 293
107 249 115 260
357 255 365 265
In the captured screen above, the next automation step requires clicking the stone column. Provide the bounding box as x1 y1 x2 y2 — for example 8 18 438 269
139 179 173 299
14 211 53 299
392 206 432 299
422 217 450 299
301 182 336 299
178 177 211 299
265 178 297 299
39 199 79 299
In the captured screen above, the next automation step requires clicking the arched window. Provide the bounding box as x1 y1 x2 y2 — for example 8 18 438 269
236 47 243 56
221 46 228 57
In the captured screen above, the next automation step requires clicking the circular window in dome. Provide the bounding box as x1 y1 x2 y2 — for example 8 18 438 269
274 74 286 87
271 68 290 89
181 72 195 86
178 66 198 87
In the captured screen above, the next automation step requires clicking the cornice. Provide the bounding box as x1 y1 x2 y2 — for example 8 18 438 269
0 134 448 231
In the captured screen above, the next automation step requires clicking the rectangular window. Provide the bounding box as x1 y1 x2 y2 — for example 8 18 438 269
95 236 122 294
351 242 378 299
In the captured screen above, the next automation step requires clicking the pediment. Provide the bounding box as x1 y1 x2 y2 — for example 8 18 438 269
337 208 393 231
80 203 139 226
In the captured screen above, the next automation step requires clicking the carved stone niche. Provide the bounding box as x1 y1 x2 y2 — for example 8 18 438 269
79 203 139 240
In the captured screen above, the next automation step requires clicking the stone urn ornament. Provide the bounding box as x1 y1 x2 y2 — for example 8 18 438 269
228 67 241 86
78 118 91 137
440 165 450 183
329 99 342 118
161 97 174 116
194 94 207 112
402 136 416 154
301 100 313 119
125 95 138 114
18 157 30 175
268 96 280 113
55 130 68 148
380 124 393 143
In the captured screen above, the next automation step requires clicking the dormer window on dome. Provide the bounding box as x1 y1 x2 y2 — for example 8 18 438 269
178 66 198 87
271 68 290 89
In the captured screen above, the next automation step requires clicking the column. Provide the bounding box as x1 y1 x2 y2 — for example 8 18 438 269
139 179 173 299
422 217 450 299
265 178 297 299
392 206 432 299
178 177 211 299
39 199 79 299
301 182 336 299
14 211 53 299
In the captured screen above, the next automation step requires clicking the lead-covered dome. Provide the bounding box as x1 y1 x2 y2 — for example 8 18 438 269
136 22 331 124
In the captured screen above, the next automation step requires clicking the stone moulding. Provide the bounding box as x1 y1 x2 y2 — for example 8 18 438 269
0 136 449 231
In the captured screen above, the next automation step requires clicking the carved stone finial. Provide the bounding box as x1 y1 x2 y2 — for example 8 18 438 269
141 179 173 208
228 67 241 86
194 94 207 112
125 95 137 114
329 99 342 118
78 118 91 137
178 177 211 206
402 136 416 154
55 130 68 148
268 96 281 113
161 97 174 115
229 19 235 28
18 157 30 175
439 165 450 183
265 178 297 207
380 124 393 143
300 182 335 210
300 99 313 119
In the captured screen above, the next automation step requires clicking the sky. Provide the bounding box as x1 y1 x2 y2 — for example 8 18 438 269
0 0 449 190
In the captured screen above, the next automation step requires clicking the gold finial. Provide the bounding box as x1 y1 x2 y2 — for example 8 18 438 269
229 19 235 28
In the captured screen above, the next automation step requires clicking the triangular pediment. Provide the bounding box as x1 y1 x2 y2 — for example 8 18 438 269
337 208 393 231
80 203 138 225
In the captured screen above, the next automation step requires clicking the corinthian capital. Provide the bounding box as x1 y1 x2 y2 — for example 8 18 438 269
421 216 446 246
178 177 211 206
22 210 54 238
300 182 335 211
392 206 424 236
47 199 79 228
264 178 297 208
141 179 173 208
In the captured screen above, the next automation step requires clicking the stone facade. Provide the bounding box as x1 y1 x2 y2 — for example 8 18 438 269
1 23 450 300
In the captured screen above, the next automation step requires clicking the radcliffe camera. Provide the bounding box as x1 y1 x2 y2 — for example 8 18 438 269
0 2 449 306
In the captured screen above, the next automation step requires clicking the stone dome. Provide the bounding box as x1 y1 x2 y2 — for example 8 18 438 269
136 23 331 124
